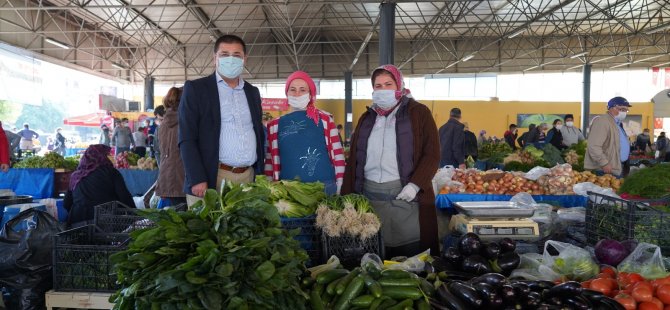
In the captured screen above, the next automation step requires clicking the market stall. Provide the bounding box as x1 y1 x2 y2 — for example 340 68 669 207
117 169 158 196
0 168 54 199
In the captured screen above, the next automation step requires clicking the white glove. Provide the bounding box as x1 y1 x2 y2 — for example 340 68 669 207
396 183 419 202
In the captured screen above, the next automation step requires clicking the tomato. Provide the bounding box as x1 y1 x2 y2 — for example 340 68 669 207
665 306 670 310
591 278 614 296
598 272 614 279
629 273 645 284
601 266 617 278
639 302 663 310
635 281 655 292
653 277 670 289
651 298 664 309
581 280 592 289
657 284 670 305
632 286 654 303
615 293 637 310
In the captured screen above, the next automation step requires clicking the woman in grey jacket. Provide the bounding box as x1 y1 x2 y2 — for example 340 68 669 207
155 87 186 209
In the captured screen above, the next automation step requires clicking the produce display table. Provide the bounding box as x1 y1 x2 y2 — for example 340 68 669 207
435 193 588 210
118 169 159 196
45 290 113 310
0 168 54 198
64 148 86 157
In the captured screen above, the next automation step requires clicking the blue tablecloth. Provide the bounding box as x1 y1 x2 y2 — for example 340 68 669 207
0 168 54 198
65 148 86 157
435 194 588 209
118 169 159 196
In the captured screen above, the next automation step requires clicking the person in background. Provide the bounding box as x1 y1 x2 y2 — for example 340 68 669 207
525 123 545 147
5 128 20 161
517 124 535 149
560 114 585 147
132 127 147 157
635 128 652 153
179 34 265 206
538 123 548 143
504 124 519 150
477 130 487 147
463 123 478 161
261 112 273 155
656 132 667 161
99 124 111 146
156 87 186 209
153 105 166 166
18 123 38 155
546 119 566 150
336 124 344 148
342 64 440 258
585 96 632 177
55 127 66 156
64 144 134 228
0 122 9 172
112 118 134 155
265 71 345 195
439 108 466 168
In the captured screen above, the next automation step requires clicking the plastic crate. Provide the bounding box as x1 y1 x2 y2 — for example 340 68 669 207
280 216 322 266
586 192 670 255
93 201 152 235
52 225 128 292
322 232 384 269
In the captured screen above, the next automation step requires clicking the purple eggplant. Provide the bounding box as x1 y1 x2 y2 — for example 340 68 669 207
458 233 483 256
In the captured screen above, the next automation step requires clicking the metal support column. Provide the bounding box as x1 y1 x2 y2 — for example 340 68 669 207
581 64 591 135
344 71 353 144
379 2 396 65
144 76 155 111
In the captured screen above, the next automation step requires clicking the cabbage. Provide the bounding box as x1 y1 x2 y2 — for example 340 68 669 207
594 239 629 266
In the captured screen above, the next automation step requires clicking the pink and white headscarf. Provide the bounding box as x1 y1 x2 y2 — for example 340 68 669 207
285 70 319 125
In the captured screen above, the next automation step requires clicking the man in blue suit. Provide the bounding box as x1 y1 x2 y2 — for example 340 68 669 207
178 35 264 205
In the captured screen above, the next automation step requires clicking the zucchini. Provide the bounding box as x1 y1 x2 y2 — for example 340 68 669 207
368 296 390 310
419 278 436 297
378 278 419 287
351 295 375 308
382 287 423 300
313 283 325 297
302 276 315 288
363 262 382 279
336 267 362 295
363 274 382 298
381 270 415 279
327 277 343 296
415 298 430 310
379 298 398 309
332 276 366 310
387 299 413 310
310 287 325 310
316 269 349 285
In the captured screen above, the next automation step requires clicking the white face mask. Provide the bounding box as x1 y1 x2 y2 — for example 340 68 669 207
556 124 563 130
615 111 627 121
217 56 244 79
287 94 310 110
372 89 398 109
565 121 574 127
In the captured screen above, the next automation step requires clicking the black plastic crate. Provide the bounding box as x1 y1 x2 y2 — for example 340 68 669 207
52 225 128 292
281 216 322 266
586 192 670 255
94 201 153 235
322 232 384 269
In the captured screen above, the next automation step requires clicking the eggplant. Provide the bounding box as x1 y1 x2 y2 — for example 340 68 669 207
489 296 504 309
428 297 453 310
562 295 592 310
472 282 498 300
447 281 485 309
498 238 516 253
536 304 566 310
458 233 483 256
437 270 478 282
544 281 583 299
470 273 507 288
444 247 463 266
519 280 555 292
423 262 435 274
524 291 542 309
462 255 492 275
436 284 469 310
511 282 530 296
431 256 457 273
499 284 516 304
545 296 563 306
483 242 502 260
594 296 626 310
492 252 521 276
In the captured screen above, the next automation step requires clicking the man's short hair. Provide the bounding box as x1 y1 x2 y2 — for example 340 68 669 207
121 118 129 122
154 105 166 117
214 35 247 54
450 108 461 118
509 124 517 129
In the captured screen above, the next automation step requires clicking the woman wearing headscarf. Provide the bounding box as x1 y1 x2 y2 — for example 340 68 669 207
342 64 440 258
155 87 186 209
265 71 346 195
63 144 134 227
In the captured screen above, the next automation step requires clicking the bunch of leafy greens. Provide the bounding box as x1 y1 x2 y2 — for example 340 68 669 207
478 141 513 164
569 140 588 157
619 164 670 198
14 152 74 169
110 184 309 310
541 144 566 166
250 177 326 218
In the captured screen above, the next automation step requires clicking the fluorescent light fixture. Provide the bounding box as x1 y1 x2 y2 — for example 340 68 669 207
567 64 584 70
570 52 588 59
462 54 475 62
610 62 631 69
646 23 670 35
45 37 70 49
524 65 539 71
111 62 126 69
653 61 670 67
507 29 525 39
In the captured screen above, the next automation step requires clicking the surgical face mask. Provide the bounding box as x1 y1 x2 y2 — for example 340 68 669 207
556 124 563 130
565 121 574 127
287 94 310 110
372 89 398 109
644 132 649 136
217 56 244 79
615 111 627 121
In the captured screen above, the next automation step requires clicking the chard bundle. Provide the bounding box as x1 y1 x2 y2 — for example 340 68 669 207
315 194 380 240
249 176 326 218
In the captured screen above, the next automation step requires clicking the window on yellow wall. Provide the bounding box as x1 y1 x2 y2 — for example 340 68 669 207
449 77 475 97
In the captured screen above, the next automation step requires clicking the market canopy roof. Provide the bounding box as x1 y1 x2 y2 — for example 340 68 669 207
1 0 670 82
63 112 106 127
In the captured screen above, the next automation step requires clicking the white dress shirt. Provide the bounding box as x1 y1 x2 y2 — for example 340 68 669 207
216 73 257 167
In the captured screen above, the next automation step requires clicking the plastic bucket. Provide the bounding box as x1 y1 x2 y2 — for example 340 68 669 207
1 203 47 232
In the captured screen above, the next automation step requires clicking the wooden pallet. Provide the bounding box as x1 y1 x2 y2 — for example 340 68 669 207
45 290 114 310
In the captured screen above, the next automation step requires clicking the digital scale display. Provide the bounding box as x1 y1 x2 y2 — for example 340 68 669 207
474 226 536 236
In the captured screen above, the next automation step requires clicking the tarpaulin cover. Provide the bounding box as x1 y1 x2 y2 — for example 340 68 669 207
118 169 159 196
0 168 54 199
435 194 588 210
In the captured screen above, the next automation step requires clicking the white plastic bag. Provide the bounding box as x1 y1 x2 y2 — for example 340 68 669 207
384 249 430 273
618 243 669 279
542 240 599 282
510 253 560 281
573 182 620 200
524 167 551 181
39 198 59 220
308 255 341 278
510 192 536 207
433 167 457 194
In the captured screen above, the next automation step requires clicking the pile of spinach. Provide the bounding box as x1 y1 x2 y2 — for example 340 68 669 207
109 184 309 310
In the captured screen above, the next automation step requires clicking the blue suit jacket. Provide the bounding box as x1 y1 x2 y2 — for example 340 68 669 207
178 73 264 194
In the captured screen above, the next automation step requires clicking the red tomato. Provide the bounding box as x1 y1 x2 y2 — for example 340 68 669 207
639 302 663 310
601 266 617 278
633 286 654 303
615 293 637 310
582 280 592 289
598 272 614 279
651 298 664 309
664 306 670 310
635 281 655 292
657 284 670 305
591 278 614 296
629 273 645 284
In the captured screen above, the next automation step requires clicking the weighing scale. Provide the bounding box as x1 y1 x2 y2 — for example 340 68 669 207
447 201 541 241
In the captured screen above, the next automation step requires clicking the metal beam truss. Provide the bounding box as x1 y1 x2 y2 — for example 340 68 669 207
1 0 670 83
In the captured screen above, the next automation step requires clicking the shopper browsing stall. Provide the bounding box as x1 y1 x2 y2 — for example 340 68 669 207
560 114 585 147
585 96 632 177
156 87 186 209
546 119 567 150
342 64 440 258
264 71 345 195
439 108 466 168
504 124 519 150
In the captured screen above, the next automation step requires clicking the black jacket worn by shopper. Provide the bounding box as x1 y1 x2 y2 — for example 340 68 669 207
439 118 465 167
546 128 566 150
464 130 478 159
63 166 135 226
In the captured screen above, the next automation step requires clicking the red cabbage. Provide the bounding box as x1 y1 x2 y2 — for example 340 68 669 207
594 239 628 266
